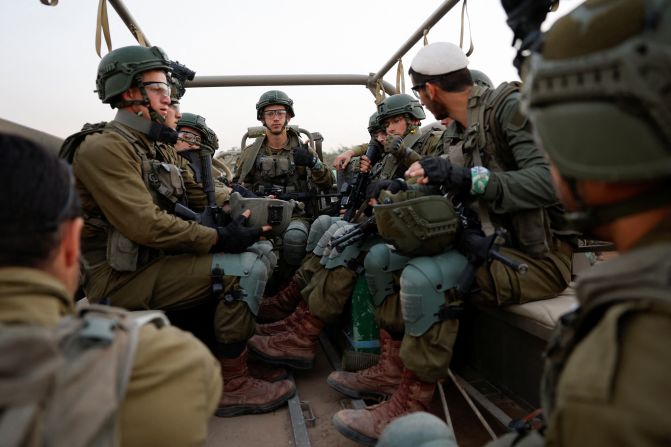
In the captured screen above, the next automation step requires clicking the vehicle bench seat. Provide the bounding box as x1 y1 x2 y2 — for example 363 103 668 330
500 284 578 342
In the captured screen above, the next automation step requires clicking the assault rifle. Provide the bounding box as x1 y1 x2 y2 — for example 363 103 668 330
339 139 386 222
453 206 528 299
255 184 340 202
328 216 377 253
175 146 226 228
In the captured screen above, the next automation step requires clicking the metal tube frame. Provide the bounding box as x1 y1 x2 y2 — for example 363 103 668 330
106 0 460 98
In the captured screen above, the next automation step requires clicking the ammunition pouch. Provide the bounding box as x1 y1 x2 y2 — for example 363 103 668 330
283 220 309 266
400 250 468 336
257 153 295 178
106 228 139 272
374 193 460 257
228 191 294 237
144 160 185 205
364 243 411 307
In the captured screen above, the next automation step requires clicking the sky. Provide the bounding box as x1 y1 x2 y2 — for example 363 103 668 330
0 0 577 154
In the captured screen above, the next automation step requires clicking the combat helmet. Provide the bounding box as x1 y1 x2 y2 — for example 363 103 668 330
525 0 671 183
377 412 456 447
256 90 295 120
373 190 459 257
469 69 493 88
377 93 426 123
367 111 383 136
96 45 171 106
177 113 219 152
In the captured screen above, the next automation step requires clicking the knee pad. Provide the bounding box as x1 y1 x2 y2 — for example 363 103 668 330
282 220 309 266
313 220 351 257
400 250 468 336
306 215 341 253
364 243 411 307
246 240 277 272
211 251 271 316
320 222 367 270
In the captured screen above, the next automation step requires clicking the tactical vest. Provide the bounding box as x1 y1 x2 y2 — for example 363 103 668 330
0 305 169 447
541 242 671 426
377 127 444 181
61 121 187 272
238 128 320 217
449 83 555 258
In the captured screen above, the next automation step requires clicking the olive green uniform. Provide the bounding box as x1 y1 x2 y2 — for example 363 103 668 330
0 267 221 447
233 128 333 218
396 87 572 382
74 113 256 343
303 128 445 324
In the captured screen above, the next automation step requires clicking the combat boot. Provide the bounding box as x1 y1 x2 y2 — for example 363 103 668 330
255 301 307 336
247 357 289 382
248 309 324 369
332 369 436 446
326 329 403 399
257 278 302 323
216 348 296 417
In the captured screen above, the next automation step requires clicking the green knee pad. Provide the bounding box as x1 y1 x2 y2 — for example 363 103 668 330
400 250 468 336
306 215 341 253
245 240 277 272
313 220 351 257
283 220 309 266
364 243 411 307
211 250 270 316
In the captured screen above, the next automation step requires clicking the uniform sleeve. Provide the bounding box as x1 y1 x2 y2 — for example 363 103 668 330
309 146 335 191
546 305 671 446
480 93 558 214
119 324 222 447
74 132 216 253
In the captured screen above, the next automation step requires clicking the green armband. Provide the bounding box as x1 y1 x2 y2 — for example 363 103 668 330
470 166 490 195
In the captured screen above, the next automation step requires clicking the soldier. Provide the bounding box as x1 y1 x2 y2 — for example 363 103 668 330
255 111 385 324
379 1 671 445
491 0 671 444
174 112 232 206
333 111 387 171
331 42 573 445
0 133 221 446
233 90 335 272
248 94 445 371
69 45 295 417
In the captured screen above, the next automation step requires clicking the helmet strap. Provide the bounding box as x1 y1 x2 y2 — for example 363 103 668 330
564 176 671 230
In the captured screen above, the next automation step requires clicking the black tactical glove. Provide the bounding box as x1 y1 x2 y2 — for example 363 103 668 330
419 157 472 193
213 215 263 254
293 144 319 168
383 135 405 157
365 178 408 201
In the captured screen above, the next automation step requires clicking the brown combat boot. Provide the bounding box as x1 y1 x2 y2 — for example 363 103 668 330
255 301 307 336
247 356 289 382
216 348 296 417
257 278 302 323
326 329 403 399
247 309 324 369
332 369 436 446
